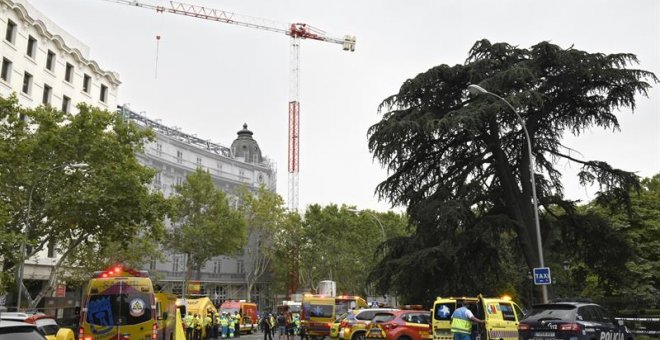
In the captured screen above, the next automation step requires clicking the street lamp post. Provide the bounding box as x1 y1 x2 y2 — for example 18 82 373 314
16 162 88 311
467 84 548 303
347 208 386 243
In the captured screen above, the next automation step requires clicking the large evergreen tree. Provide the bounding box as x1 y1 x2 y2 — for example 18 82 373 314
367 40 657 304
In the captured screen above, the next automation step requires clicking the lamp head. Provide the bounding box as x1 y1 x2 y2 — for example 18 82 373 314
467 84 489 95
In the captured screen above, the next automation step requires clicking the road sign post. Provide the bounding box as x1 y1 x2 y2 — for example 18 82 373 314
533 267 552 285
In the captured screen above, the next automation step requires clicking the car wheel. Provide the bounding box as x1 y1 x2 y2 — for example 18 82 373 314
352 332 365 340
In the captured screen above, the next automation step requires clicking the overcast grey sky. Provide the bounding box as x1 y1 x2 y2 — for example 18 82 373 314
25 0 659 212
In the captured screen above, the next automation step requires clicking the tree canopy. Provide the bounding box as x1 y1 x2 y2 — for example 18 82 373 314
367 39 657 304
0 95 169 305
237 185 286 302
167 168 246 294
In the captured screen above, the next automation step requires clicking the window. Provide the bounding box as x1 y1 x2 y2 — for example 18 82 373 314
5 19 16 44
154 172 161 185
433 303 455 321
1 58 12 82
173 255 181 272
83 74 91 93
176 176 183 186
61 95 70 113
499 303 516 321
513 303 525 321
196 157 203 166
42 84 52 105
64 63 74 83
22 72 33 95
149 257 157 270
156 143 162 156
176 150 183 164
237 260 244 274
99 84 108 102
46 50 56 71
596 307 613 324
213 260 221 273
26 35 37 58
86 293 153 326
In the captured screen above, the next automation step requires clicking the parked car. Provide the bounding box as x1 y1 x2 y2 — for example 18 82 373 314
0 319 48 340
0 312 74 340
518 301 634 340
332 308 399 340
365 310 431 340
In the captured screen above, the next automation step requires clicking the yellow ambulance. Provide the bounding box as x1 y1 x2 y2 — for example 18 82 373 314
79 264 158 340
431 295 525 340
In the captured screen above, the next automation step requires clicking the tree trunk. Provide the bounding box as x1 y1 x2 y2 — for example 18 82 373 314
28 234 86 308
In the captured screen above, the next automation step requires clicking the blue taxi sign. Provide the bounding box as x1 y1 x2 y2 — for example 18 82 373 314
533 267 551 285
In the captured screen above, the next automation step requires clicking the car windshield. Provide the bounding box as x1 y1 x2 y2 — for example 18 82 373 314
525 305 575 321
86 293 153 326
0 326 46 340
34 319 59 336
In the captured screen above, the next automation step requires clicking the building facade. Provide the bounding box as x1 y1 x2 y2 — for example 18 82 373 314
1 0 122 309
0 0 120 112
122 107 277 308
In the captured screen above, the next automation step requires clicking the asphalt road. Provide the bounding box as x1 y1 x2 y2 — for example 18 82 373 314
212 331 304 340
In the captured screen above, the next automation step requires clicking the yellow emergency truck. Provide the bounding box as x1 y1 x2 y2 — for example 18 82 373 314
79 264 158 340
431 295 525 340
155 292 178 340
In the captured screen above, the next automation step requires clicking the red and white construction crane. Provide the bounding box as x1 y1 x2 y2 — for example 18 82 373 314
100 0 356 211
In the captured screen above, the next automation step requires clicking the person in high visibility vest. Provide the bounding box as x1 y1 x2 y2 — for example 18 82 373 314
205 313 213 339
450 303 485 340
229 315 236 338
184 313 194 340
292 315 300 336
193 314 202 340
221 313 230 338
233 311 241 338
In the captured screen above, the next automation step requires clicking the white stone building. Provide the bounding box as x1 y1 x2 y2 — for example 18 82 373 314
122 106 277 307
0 0 120 112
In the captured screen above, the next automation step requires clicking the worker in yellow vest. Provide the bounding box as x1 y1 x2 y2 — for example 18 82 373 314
184 312 194 340
233 311 241 338
450 303 484 340
204 313 212 339
193 314 202 340
220 313 230 338
228 315 236 338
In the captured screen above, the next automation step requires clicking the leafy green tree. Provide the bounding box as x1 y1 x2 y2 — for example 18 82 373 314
367 39 657 303
237 185 285 302
586 174 659 307
0 96 169 307
271 211 305 297
295 205 408 296
167 168 246 296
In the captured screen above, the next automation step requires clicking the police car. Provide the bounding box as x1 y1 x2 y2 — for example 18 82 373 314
518 301 633 340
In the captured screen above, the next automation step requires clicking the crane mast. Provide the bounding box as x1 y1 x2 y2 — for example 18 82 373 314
100 0 356 211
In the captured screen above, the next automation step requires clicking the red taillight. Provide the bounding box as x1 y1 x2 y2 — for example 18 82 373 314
559 323 581 332
518 324 530 331
79 327 93 340
152 323 158 340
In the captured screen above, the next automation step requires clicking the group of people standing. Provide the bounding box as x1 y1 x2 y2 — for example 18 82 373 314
260 312 301 340
183 310 243 340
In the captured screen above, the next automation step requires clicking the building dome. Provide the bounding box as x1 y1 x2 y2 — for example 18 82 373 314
231 123 263 163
